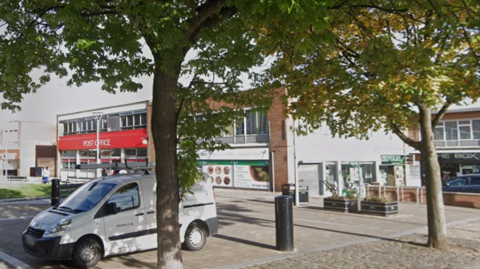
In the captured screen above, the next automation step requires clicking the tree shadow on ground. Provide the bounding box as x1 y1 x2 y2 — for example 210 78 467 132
214 234 276 250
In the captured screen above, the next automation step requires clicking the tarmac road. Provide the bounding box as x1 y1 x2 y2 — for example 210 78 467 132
0 189 479 269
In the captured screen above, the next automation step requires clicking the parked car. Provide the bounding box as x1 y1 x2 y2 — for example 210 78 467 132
442 174 480 193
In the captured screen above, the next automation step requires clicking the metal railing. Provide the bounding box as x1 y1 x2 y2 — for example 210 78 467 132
365 184 426 204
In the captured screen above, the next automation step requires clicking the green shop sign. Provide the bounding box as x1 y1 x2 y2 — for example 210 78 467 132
381 155 406 165
197 160 233 165
234 160 269 166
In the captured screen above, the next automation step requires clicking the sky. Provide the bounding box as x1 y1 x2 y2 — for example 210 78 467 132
0 70 154 126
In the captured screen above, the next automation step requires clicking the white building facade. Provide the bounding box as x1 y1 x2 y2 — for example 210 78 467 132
294 122 421 198
0 121 56 177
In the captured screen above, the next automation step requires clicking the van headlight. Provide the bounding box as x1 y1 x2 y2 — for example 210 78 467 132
46 219 72 235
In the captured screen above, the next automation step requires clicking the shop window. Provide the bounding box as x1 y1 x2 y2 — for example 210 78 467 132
63 122 78 135
445 121 458 140
246 110 269 135
434 123 444 140
110 149 121 158
61 150 76 158
125 148 137 157
473 120 480 139
341 162 377 186
137 148 147 157
459 125 471 140
458 120 471 140
79 150 97 158
79 150 90 157
62 160 77 169
235 119 245 135
120 110 147 130
100 150 112 159
125 148 147 158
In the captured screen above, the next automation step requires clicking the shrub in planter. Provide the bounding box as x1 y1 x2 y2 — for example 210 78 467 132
323 192 360 213
361 196 398 216
323 180 360 213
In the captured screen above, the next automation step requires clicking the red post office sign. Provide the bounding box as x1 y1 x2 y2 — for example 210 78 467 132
58 129 148 150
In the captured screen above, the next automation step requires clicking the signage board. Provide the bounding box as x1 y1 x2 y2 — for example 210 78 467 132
58 129 148 150
438 153 480 162
199 160 270 190
381 155 406 165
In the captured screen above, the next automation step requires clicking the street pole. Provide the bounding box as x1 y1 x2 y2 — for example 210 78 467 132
1 153 4 178
93 112 103 177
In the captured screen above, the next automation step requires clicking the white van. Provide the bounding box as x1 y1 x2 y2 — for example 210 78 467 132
22 171 218 268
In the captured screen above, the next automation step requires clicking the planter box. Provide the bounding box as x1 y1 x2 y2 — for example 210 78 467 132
324 198 359 213
361 201 398 216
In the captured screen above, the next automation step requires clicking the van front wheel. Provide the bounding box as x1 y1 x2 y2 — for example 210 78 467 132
183 223 206 251
72 237 102 269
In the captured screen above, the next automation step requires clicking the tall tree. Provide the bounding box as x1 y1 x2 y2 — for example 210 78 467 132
260 1 480 249
0 0 332 268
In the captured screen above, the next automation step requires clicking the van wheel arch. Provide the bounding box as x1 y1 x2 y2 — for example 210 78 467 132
182 221 208 251
72 235 104 269
194 220 210 236
79 234 105 254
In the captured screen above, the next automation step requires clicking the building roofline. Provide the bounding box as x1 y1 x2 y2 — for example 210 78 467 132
56 100 151 117
434 106 480 115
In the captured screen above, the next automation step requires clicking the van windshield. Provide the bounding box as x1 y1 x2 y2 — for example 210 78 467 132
57 181 116 213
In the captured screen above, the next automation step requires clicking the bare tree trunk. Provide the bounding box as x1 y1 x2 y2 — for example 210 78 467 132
152 57 183 268
418 103 448 249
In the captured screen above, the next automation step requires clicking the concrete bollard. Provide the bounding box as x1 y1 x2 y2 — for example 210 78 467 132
275 195 294 251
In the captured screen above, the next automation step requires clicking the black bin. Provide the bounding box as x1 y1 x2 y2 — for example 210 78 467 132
298 186 309 205
282 183 296 202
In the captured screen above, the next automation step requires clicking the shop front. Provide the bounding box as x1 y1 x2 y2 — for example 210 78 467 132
298 162 339 197
438 152 480 180
58 129 148 179
379 155 406 186
341 161 376 196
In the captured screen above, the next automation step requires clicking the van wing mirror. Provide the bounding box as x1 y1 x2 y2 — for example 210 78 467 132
107 202 119 215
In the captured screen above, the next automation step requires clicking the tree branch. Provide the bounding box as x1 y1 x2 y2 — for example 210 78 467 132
183 6 236 54
431 100 452 128
390 121 422 150
181 0 227 46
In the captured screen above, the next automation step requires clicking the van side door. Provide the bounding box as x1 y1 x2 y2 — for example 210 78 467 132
103 182 145 255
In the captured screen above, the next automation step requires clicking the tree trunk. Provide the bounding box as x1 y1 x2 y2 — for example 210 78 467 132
152 57 184 268
418 104 448 249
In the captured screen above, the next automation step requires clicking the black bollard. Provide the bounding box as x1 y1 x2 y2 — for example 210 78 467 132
51 178 60 206
275 195 294 251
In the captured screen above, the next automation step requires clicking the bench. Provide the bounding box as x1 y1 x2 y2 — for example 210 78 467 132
7 176 28 182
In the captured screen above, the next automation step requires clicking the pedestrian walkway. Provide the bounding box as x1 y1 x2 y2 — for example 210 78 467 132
0 189 479 269
245 221 480 269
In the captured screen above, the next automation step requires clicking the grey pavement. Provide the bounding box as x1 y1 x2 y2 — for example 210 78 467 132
0 188 479 269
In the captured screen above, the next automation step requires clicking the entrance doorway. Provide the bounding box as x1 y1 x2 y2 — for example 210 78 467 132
298 162 338 196
298 164 322 196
